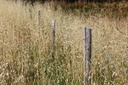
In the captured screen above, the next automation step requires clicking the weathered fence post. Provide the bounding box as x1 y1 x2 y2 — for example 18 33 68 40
51 20 56 59
37 11 41 83
38 10 41 36
83 26 92 85
29 9 32 20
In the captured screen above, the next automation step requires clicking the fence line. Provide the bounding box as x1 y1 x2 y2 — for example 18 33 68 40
31 10 92 84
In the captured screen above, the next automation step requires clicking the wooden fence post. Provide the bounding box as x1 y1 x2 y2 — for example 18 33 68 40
83 26 92 85
37 10 41 83
29 9 32 20
38 10 41 36
51 20 56 59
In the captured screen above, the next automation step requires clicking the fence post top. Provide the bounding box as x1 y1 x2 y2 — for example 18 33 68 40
52 19 56 22
52 20 56 26
83 26 92 30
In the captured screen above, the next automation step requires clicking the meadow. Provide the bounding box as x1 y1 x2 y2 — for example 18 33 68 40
0 0 128 85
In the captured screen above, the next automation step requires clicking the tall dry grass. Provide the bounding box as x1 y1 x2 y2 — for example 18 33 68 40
0 0 128 85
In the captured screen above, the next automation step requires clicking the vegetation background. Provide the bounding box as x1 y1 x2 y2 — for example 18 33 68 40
0 0 128 85
17 0 128 3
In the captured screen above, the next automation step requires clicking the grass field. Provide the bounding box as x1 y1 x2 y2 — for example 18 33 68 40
0 0 128 85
